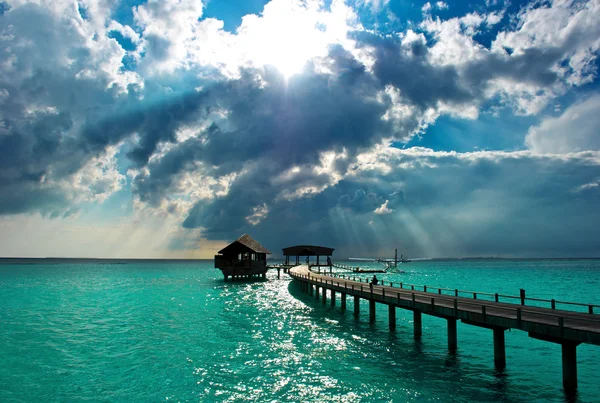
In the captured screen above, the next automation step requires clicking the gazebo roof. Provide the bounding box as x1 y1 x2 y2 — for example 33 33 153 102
218 234 271 255
282 245 335 256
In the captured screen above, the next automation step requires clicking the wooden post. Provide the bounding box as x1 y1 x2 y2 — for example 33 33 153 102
354 295 360 315
414 310 422 340
562 342 578 391
493 328 506 370
341 293 347 311
520 289 526 305
448 318 457 352
277 268 280 279
315 286 320 299
388 305 396 330
331 290 336 307
309 284 313 296
369 299 376 322
322 286 327 304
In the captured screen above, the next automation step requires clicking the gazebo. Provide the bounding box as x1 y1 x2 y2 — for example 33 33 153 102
282 245 335 267
214 234 271 280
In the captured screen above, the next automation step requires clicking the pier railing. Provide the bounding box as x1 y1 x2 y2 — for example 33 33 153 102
297 273 600 326
292 265 600 392
308 269 600 315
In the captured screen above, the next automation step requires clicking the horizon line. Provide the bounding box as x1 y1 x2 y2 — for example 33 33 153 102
1 256 600 261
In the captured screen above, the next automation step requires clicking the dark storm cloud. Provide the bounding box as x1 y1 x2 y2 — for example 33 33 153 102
186 150 600 258
80 89 211 166
132 50 396 207
354 32 475 109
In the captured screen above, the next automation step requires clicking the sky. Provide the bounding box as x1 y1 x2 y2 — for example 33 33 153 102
0 0 599 259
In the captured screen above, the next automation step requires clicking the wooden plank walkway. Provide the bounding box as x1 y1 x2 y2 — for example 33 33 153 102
288 264 600 392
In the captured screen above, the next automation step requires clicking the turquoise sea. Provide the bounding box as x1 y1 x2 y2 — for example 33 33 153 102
1 259 599 402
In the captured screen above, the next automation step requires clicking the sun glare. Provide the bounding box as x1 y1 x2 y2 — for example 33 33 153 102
240 0 349 78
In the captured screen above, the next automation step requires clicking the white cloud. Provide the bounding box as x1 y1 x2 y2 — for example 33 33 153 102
246 203 269 225
360 0 391 12
422 1 449 14
419 0 600 115
492 0 600 87
526 94 600 153
374 199 394 214
134 0 205 73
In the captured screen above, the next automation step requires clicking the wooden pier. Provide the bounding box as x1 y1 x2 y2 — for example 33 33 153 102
289 265 600 392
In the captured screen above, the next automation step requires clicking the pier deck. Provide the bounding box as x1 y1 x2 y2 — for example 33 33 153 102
289 265 600 392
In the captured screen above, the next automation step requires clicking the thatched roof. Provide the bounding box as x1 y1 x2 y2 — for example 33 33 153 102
282 245 335 256
218 234 271 255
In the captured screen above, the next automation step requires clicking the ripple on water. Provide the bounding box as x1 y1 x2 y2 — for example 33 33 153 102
0 261 599 402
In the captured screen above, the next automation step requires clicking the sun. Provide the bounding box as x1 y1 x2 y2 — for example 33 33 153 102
241 0 336 78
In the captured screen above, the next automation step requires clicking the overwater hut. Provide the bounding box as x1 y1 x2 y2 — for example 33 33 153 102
282 245 335 267
214 234 271 280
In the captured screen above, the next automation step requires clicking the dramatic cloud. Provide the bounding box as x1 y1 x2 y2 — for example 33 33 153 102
185 148 600 258
1 0 599 257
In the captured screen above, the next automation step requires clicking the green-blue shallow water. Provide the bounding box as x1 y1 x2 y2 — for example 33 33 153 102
1 259 599 402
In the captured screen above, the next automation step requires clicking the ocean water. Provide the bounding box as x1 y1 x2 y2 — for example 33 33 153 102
0 259 599 402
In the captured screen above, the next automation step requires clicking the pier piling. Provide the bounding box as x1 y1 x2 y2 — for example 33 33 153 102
447 318 457 352
414 311 422 340
493 328 506 370
389 305 396 330
289 265 599 394
562 342 578 391
369 300 376 322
